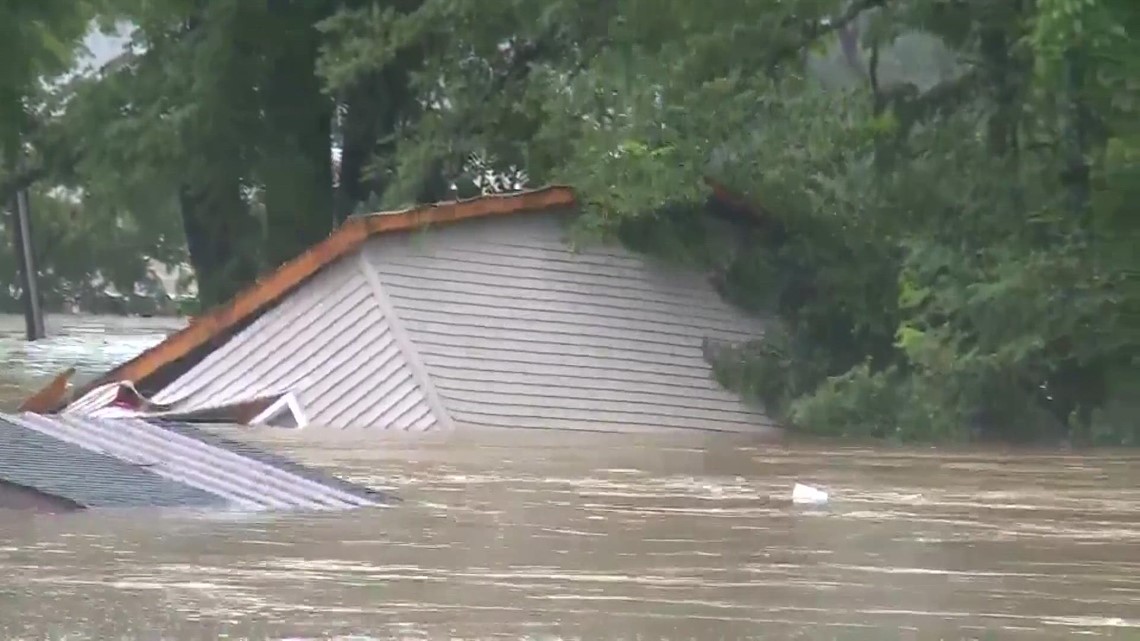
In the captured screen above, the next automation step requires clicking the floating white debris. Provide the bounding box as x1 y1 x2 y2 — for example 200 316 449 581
792 482 829 505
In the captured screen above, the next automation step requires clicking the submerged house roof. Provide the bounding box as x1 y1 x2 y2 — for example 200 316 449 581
47 186 777 434
0 412 386 511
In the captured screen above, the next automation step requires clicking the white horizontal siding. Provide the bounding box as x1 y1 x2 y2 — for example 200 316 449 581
363 211 775 434
153 258 439 430
370 248 757 337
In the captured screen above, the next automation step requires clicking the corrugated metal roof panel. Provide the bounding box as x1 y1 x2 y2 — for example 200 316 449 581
153 421 393 503
62 381 119 415
148 255 441 430
0 416 223 509
63 382 173 420
4 413 382 511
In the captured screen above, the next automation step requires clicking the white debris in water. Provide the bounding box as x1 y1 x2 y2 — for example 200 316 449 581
792 482 829 505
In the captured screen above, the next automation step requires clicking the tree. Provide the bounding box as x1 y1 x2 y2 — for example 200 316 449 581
12 0 1136 443
0 2 183 314
57 0 343 305
317 0 622 206
317 0 1138 443
0 1 96 201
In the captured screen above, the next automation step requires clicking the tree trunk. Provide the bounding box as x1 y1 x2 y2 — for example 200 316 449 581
179 176 261 308
258 5 336 268
335 93 376 222
335 52 418 220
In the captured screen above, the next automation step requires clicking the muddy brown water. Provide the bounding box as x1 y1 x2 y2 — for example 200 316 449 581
1 314 1138 640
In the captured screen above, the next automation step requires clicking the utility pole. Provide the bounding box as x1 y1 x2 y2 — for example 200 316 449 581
9 175 45 341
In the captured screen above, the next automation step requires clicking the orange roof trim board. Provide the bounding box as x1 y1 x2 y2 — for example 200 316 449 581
41 186 576 412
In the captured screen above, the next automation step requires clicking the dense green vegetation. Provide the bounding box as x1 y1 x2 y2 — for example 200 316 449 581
1 0 1136 443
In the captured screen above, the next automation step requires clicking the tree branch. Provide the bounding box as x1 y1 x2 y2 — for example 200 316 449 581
894 66 984 126
869 38 883 111
767 0 889 69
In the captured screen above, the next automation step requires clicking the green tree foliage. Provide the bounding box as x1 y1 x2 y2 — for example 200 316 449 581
25 0 347 307
0 1 181 314
317 0 621 206
317 0 1138 443
9 0 1136 443
0 187 186 314
0 1 95 153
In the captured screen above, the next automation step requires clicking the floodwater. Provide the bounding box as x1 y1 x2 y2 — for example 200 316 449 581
0 313 182 405
2 314 1139 640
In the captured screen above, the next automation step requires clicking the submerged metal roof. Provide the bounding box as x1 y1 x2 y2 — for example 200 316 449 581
154 420 390 502
0 416 222 509
0 412 387 511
